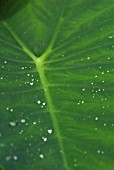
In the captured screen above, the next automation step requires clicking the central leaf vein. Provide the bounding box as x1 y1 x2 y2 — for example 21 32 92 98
34 57 69 170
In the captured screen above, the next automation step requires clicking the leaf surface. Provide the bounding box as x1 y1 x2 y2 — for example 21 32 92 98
0 0 114 170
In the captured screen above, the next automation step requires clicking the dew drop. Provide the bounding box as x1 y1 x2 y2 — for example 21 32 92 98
42 137 47 142
101 151 104 154
74 163 77 167
9 121 16 127
5 156 12 161
19 130 24 134
95 117 99 121
13 155 18 160
30 82 34 86
47 129 53 134
37 100 41 104
97 150 100 154
10 108 13 112
0 143 5 147
4 61 7 64
39 154 44 159
21 119 26 123
95 127 98 131
42 102 46 106
108 35 113 39
33 122 36 125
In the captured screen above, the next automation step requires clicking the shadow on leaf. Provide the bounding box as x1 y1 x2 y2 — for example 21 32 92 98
0 0 29 19
0 165 5 170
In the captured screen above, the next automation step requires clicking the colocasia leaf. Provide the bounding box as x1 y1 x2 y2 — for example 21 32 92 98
0 0 114 170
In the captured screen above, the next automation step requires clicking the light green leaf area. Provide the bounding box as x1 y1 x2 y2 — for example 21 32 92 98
0 0 114 170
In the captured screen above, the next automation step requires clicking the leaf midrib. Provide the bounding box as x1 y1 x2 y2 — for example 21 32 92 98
2 3 70 168
35 57 69 170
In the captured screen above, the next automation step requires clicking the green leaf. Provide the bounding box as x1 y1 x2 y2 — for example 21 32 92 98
0 0 114 170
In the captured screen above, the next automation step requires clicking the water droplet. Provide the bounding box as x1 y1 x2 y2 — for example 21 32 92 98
84 151 87 154
13 155 18 160
0 143 5 147
95 127 98 131
37 100 41 104
29 143 32 146
47 129 53 134
97 150 100 154
33 122 36 125
108 35 113 39
101 151 104 154
21 119 26 123
30 82 34 86
10 108 13 112
74 163 77 167
39 154 44 159
95 117 98 121
9 121 16 127
5 156 12 161
19 130 24 134
42 137 47 142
